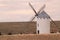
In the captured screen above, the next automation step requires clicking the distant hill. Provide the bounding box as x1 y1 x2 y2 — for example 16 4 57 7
0 22 36 34
0 21 60 34
50 21 60 33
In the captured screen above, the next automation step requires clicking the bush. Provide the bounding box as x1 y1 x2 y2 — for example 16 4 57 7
8 33 12 35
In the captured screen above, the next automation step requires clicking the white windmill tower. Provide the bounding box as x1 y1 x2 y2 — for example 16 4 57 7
29 3 58 34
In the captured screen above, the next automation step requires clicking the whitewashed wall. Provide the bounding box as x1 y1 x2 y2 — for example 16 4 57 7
36 18 50 34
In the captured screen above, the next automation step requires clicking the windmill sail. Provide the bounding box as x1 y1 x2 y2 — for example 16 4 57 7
29 2 46 21
29 3 37 15
50 18 57 27
38 4 46 14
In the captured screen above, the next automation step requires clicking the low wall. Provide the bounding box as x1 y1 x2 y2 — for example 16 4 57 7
0 34 60 40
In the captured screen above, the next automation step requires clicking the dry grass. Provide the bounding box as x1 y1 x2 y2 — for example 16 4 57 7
0 34 60 40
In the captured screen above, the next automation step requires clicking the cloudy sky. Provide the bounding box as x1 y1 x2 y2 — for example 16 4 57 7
0 0 60 22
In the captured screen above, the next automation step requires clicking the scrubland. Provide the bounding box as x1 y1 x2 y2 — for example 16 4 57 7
0 34 60 40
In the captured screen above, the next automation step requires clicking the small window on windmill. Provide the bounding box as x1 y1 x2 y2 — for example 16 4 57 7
38 23 39 27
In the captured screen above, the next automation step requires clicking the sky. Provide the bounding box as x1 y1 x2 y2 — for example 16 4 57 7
0 0 60 22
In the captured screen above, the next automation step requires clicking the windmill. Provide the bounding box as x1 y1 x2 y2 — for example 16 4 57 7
29 3 58 34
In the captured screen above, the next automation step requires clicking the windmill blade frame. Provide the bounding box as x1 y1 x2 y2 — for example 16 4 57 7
29 2 46 21
38 4 46 14
29 2 38 15
50 17 58 28
30 16 36 21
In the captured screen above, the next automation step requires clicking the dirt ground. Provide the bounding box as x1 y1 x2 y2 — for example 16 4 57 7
0 34 60 40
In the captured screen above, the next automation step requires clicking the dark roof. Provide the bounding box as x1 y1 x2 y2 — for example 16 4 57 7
38 11 50 19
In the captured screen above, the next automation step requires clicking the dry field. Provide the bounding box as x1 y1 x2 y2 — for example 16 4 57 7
0 34 60 40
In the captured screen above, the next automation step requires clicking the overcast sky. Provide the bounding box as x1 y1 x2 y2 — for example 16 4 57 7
0 0 60 22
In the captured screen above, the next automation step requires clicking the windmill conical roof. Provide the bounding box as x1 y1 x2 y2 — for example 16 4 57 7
38 11 50 19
